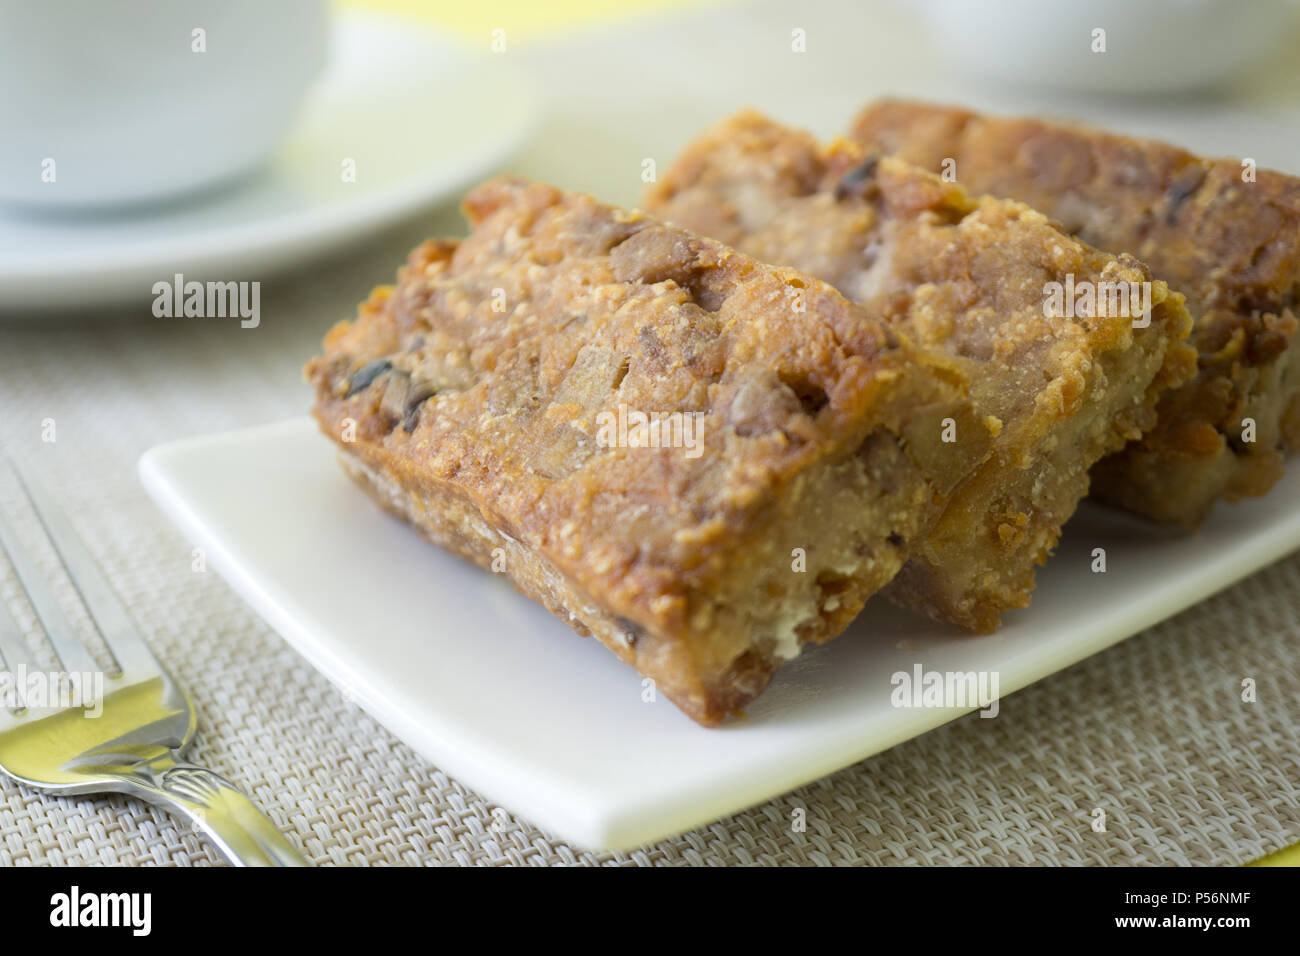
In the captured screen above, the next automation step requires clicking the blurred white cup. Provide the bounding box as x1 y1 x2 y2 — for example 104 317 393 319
916 0 1297 94
0 0 328 208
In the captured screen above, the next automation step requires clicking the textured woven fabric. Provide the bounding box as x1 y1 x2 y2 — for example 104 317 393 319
1 206 1297 866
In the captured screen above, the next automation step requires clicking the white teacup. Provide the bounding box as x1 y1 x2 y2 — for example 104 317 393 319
916 0 1296 94
0 0 328 207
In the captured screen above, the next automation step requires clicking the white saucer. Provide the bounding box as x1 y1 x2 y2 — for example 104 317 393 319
140 418 1300 851
0 11 538 312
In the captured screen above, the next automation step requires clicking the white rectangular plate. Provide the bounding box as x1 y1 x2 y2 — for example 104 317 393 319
140 418 1300 851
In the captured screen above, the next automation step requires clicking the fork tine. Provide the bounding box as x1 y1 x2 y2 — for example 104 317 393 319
0 592 36 709
0 503 101 679
0 583 33 667
0 469 105 681
0 507 103 682
7 460 160 680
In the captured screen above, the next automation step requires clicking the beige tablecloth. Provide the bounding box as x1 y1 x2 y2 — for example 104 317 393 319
2 0 1298 866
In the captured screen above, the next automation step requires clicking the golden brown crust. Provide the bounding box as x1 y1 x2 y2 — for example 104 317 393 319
646 111 1195 631
305 178 984 724
851 99 1300 526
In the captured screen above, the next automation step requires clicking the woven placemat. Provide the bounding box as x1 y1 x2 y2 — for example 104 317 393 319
1 214 1297 866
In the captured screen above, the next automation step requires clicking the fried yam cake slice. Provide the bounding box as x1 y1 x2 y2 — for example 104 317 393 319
851 99 1300 526
305 178 987 725
646 112 1195 631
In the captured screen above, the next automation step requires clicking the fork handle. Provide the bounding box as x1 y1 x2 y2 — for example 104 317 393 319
129 752 308 867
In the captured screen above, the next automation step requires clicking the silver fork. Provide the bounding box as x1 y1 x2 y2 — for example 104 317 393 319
0 460 306 866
